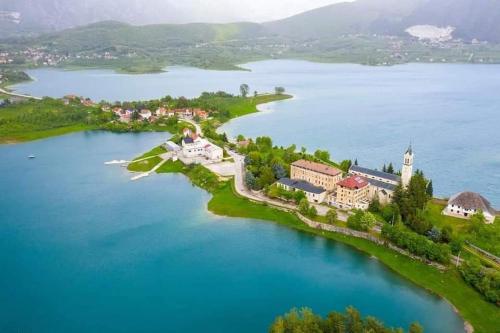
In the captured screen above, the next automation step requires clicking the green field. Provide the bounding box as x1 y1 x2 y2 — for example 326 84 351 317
0 98 103 143
223 94 293 119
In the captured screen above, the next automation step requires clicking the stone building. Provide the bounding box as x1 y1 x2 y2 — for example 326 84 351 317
291 159 343 191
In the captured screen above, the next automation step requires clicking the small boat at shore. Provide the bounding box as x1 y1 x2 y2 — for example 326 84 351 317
28 155 35 159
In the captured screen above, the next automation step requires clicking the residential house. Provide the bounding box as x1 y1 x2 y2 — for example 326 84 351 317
193 108 209 120
277 178 327 204
139 109 152 120
156 107 168 117
443 192 496 224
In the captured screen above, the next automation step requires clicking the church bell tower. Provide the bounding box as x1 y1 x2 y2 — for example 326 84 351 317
401 144 413 188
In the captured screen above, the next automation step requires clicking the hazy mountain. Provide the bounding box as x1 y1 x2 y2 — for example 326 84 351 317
0 0 346 33
264 0 423 38
265 0 500 42
2 0 500 43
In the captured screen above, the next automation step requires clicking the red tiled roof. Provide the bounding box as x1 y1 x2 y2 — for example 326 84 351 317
292 159 341 177
337 176 368 190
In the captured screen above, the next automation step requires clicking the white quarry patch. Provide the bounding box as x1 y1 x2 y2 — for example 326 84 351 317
0 11 21 24
405 25 455 42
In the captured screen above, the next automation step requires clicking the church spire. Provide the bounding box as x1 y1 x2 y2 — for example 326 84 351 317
406 142 413 155
402 144 414 188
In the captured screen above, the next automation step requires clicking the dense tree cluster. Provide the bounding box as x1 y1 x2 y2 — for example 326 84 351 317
459 259 500 305
381 224 451 264
0 97 112 135
347 210 377 231
269 307 423 333
392 171 433 234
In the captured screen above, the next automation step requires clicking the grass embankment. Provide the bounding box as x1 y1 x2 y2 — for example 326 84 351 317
154 161 500 333
224 93 292 119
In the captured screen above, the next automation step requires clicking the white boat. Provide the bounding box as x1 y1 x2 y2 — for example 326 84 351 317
28 155 35 159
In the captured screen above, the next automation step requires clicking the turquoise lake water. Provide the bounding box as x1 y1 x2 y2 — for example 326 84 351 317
12 61 500 206
0 132 465 332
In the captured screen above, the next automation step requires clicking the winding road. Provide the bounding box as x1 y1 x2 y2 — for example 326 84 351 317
0 87 42 100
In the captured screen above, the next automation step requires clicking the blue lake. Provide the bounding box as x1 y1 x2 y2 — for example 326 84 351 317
0 132 465 332
12 60 500 206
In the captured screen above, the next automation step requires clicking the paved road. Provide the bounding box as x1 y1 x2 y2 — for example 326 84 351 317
181 118 202 136
0 87 42 100
227 149 349 221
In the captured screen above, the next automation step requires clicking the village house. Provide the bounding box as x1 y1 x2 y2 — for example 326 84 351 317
174 108 193 119
81 98 95 107
334 175 370 209
291 159 343 191
443 191 496 224
113 108 132 123
156 107 168 117
193 108 209 120
139 109 152 121
277 178 327 204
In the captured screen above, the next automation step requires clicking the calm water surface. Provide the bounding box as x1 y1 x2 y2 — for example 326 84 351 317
0 132 464 333
12 61 500 206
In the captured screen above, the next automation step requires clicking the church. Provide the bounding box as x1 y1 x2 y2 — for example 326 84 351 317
349 145 414 205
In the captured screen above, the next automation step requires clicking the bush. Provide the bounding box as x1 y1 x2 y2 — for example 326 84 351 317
326 209 337 224
347 210 375 231
459 259 500 305
381 224 451 264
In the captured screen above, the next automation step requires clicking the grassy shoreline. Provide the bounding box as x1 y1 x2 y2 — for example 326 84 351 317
152 160 499 333
0 93 291 144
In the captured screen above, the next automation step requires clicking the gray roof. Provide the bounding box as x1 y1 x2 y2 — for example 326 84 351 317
278 178 326 194
182 137 194 144
448 192 494 214
350 165 401 183
366 178 397 191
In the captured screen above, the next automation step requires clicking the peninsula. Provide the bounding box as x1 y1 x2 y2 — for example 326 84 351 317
1 85 499 333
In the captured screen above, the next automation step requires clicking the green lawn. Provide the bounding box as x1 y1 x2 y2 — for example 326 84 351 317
0 123 97 143
155 159 185 173
425 201 500 256
424 201 470 233
132 145 167 161
226 94 292 119
127 156 162 172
